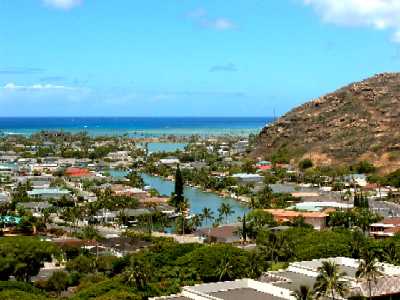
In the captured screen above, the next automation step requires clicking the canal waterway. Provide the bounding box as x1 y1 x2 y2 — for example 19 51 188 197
141 173 249 226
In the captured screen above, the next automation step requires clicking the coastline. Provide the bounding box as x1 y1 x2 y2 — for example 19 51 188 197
0 116 270 137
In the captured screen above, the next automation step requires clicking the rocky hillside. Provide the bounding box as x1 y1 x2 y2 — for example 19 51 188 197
253 73 400 173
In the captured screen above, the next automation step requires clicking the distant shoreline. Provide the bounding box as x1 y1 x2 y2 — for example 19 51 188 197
0 116 271 138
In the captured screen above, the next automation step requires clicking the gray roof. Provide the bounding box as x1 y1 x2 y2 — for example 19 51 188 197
210 288 285 300
272 271 316 292
294 260 357 277
110 208 151 217
18 201 52 209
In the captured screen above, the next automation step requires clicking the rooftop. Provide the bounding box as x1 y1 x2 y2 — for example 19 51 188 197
27 188 71 196
291 201 353 212
210 288 285 300
151 279 291 300
265 209 328 219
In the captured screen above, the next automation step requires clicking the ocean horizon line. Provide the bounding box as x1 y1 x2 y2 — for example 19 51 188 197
0 116 272 119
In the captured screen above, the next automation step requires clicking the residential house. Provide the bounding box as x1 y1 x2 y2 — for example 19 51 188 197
230 139 249 155
265 209 328 230
195 224 241 243
232 173 264 184
18 201 52 216
159 158 180 167
27 188 71 200
65 167 92 177
154 257 400 300
0 191 10 203
256 161 273 171
111 184 148 199
370 217 400 238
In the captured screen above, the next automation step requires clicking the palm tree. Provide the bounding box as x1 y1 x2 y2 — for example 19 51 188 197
218 203 234 224
292 285 314 300
123 257 151 291
258 230 293 263
249 196 257 209
41 208 51 232
356 251 383 300
201 207 214 227
144 202 158 234
313 260 348 300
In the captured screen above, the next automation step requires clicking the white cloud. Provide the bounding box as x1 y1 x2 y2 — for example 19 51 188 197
3 82 75 91
188 8 235 31
43 0 82 10
209 18 235 31
303 0 400 42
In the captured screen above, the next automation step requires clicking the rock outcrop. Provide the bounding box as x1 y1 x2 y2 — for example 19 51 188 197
253 73 400 173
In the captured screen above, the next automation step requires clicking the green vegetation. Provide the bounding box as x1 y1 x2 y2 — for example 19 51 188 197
292 285 314 300
313 260 348 300
328 209 382 233
0 237 57 282
356 251 383 300
1 220 400 299
298 158 313 170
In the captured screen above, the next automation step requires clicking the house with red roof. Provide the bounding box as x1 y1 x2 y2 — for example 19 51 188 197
65 167 92 177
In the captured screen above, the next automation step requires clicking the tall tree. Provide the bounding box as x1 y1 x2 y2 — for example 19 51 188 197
356 251 383 300
218 203 234 224
313 260 348 300
201 207 214 228
178 198 189 235
171 165 185 210
242 213 247 242
123 256 152 291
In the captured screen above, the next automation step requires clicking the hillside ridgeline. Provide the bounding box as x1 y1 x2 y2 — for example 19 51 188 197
253 73 400 173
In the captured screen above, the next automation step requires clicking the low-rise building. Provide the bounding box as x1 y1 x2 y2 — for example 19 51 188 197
370 217 400 238
27 188 71 200
65 167 92 177
106 151 131 161
151 279 291 300
265 209 328 230
111 184 148 199
17 175 54 189
256 161 273 171
195 224 241 243
291 201 353 212
159 158 180 167
0 191 11 203
154 257 400 300
232 173 264 184
231 139 249 155
18 201 52 216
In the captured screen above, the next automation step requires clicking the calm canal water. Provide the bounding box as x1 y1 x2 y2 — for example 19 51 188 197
141 173 249 225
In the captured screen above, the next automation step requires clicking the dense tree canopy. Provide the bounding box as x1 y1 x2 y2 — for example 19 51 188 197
0 237 57 282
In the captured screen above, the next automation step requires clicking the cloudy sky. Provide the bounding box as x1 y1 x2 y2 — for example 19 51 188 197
1 0 400 116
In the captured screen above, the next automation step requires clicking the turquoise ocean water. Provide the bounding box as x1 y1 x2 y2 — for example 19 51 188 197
0 117 271 137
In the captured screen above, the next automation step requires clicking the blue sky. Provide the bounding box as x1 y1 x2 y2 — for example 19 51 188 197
1 0 400 117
